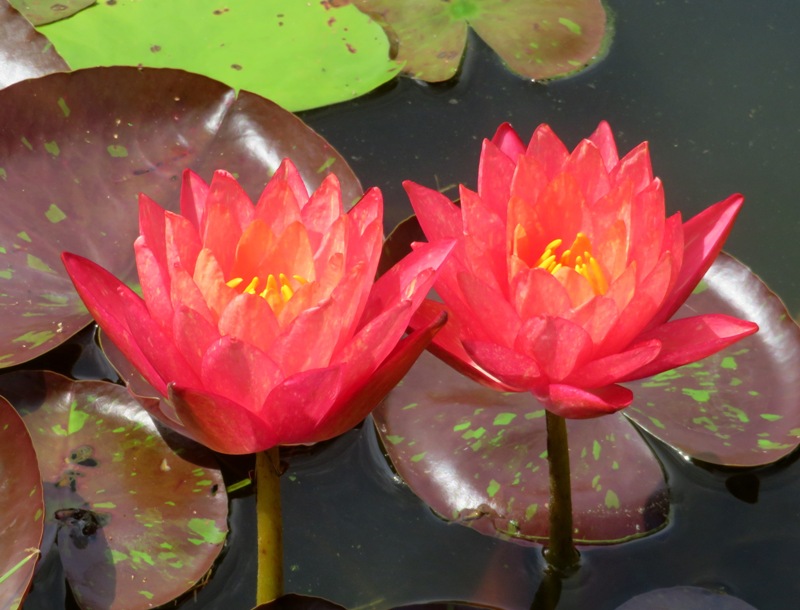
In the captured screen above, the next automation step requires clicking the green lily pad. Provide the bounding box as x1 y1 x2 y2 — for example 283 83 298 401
374 351 668 545
0 66 361 368
0 0 68 88
344 0 609 82
8 0 94 25
37 0 401 111
0 370 227 610
0 397 44 610
624 254 800 466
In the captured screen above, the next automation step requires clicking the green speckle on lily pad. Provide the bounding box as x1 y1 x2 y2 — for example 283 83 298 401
106 144 128 158
45 204 67 223
187 518 227 545
37 0 401 111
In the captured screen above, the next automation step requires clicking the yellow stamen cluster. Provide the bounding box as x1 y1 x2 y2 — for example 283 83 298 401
536 233 608 295
226 273 307 311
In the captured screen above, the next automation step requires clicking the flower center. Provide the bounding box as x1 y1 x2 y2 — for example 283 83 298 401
535 233 608 295
226 273 308 312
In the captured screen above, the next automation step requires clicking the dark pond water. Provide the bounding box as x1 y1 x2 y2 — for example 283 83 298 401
22 1 800 608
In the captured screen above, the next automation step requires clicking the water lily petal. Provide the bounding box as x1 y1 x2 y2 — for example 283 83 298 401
179 169 210 233
165 210 202 272
515 316 594 382
62 252 164 393
202 170 255 275
651 194 744 326
404 180 463 242
628 179 666 279
134 237 173 331
563 138 611 204
218 292 281 353
463 339 543 391
609 142 653 195
511 266 572 319
301 172 344 252
258 366 343 445
526 123 569 179
138 192 167 268
254 158 306 235
457 270 521 346
491 122 526 159
587 120 619 171
478 138 515 222
545 383 633 418
460 185 507 292
319 310 449 441
169 384 279 454
270 299 338 376
173 304 221 378
621 313 759 381
201 335 283 412
567 339 662 388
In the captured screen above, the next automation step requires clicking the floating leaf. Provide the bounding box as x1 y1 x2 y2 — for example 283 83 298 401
0 370 227 610
624 254 800 466
0 397 44 610
0 67 361 367
254 594 347 610
614 586 758 610
374 351 668 545
0 0 68 88
8 0 94 25
37 0 401 111
344 0 609 82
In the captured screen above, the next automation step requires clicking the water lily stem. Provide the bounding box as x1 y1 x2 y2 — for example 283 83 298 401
255 447 283 604
544 410 580 574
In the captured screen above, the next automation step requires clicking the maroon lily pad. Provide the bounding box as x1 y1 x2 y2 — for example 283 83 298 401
0 396 44 610
614 586 759 610
344 0 609 82
253 594 347 610
624 254 800 466
0 0 68 88
8 0 94 25
0 370 227 610
374 351 668 545
0 67 361 368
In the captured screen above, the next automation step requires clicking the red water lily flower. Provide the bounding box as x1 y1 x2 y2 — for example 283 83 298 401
406 121 758 418
63 161 453 454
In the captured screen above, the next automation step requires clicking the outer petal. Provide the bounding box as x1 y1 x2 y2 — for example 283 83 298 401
169 384 279 454
360 239 455 326
62 252 165 395
565 339 661 388
490 122 525 159
543 384 634 419
463 339 543 391
477 138 515 222
409 299 516 392
457 271 520 347
180 169 210 233
254 158 307 235
515 316 594 382
301 173 344 252
526 123 569 179
609 141 653 195
314 309 449 442
258 366 343 445
134 236 173 332
201 336 283 412
620 313 759 381
404 180 464 242
649 194 744 327
587 120 619 172
218 292 281 353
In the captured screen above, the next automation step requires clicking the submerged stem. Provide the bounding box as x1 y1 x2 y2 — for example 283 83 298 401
255 447 283 604
544 410 580 574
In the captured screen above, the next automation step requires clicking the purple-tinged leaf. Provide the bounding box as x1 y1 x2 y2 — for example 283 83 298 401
0 67 361 368
614 586 758 610
253 594 347 610
345 0 610 82
374 351 668 545
0 370 227 610
0 397 43 610
625 254 800 466
0 0 68 88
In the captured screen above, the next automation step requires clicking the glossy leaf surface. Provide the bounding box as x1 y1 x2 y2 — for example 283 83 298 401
614 586 758 610
37 0 401 111
8 0 94 25
345 0 609 81
374 351 668 545
0 67 361 367
625 254 800 466
0 0 68 88
0 371 227 610
0 397 43 610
